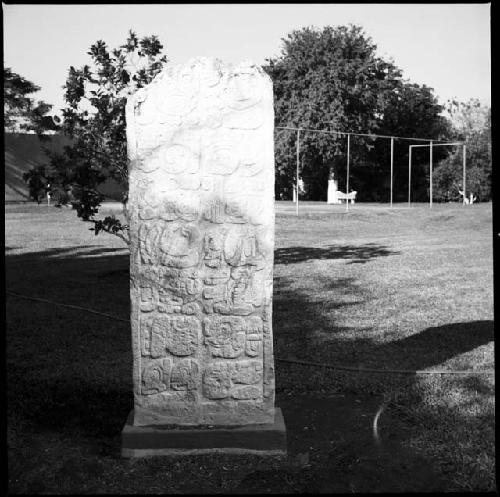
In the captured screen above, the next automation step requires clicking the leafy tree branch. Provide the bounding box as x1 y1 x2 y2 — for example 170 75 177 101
23 30 168 244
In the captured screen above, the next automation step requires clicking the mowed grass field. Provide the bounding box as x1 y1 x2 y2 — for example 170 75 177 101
6 201 495 493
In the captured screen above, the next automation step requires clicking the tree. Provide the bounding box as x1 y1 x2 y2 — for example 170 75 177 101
265 25 403 200
366 82 452 202
23 31 168 243
433 99 491 202
264 25 452 201
4 67 58 136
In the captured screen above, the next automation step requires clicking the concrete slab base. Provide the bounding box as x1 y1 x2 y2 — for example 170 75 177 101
121 408 287 458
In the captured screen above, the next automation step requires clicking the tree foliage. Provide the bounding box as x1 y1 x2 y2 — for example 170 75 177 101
23 31 168 243
433 99 491 202
265 25 452 201
368 83 452 202
4 67 58 136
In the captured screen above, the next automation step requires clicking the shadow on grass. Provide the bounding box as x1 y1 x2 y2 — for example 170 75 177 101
274 243 399 265
273 272 493 388
272 271 494 491
372 321 493 371
6 245 494 492
6 247 131 453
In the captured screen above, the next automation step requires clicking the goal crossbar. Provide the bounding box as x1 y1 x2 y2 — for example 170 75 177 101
276 125 463 144
409 142 464 148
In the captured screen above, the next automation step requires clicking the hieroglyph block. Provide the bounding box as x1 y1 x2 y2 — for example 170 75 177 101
126 57 275 426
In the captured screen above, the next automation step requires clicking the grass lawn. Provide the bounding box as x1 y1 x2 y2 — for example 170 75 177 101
6 201 495 493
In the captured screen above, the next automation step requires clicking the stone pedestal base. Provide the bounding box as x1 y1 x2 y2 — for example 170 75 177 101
121 408 287 457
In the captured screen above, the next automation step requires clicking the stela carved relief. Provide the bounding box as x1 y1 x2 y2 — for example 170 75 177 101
126 57 275 426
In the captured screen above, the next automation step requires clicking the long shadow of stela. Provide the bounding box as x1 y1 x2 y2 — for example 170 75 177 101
6 245 494 492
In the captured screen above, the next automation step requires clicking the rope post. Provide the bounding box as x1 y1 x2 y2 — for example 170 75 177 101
296 128 300 216
345 133 350 213
429 141 433 208
463 144 467 205
390 137 394 208
408 146 412 207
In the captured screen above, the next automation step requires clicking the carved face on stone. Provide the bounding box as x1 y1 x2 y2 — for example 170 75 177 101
203 133 239 176
162 143 200 175
203 363 233 399
159 224 200 257
224 70 262 111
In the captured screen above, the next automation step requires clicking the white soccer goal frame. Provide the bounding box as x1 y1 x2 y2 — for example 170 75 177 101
276 126 464 215
408 142 466 208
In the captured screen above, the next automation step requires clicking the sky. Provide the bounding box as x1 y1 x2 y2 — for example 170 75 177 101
3 3 491 117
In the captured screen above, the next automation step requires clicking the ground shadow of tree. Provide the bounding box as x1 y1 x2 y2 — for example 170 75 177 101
372 321 493 371
6 244 494 492
271 267 494 492
274 243 399 265
6 248 132 449
273 270 493 388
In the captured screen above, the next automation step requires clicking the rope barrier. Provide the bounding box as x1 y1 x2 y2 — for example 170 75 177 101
275 357 494 376
6 291 129 323
6 290 494 376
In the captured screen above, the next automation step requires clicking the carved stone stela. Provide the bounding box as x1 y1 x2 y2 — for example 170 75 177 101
126 58 275 426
